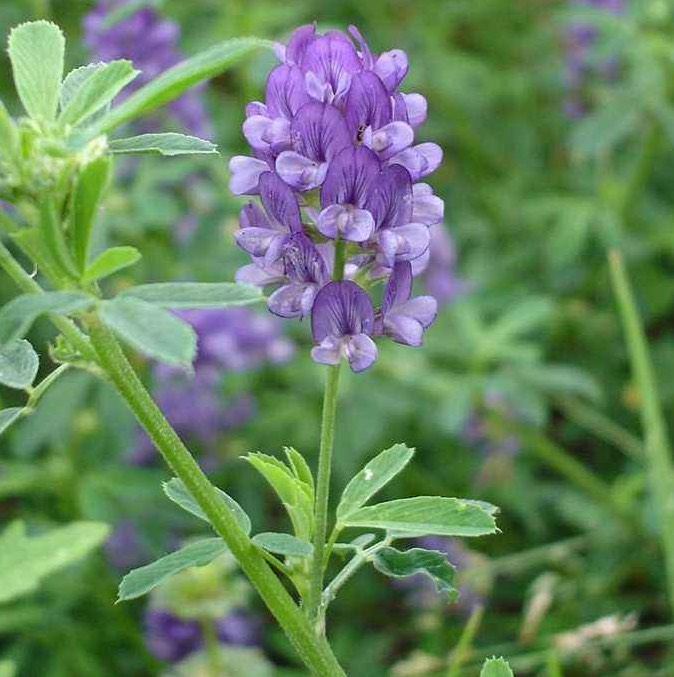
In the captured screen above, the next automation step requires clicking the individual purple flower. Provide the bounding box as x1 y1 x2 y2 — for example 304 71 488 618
377 262 437 347
145 609 203 662
84 0 212 137
564 0 625 119
145 608 259 663
231 23 445 372
311 280 377 373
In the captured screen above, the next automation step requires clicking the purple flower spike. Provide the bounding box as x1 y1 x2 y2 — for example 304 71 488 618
311 281 377 372
378 262 437 346
231 23 447 371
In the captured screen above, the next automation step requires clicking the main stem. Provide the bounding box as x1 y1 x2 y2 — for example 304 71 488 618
306 362 342 632
84 316 346 677
608 248 674 617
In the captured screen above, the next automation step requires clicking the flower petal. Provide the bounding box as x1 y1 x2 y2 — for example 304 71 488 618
368 163 413 229
344 71 391 138
291 101 351 162
321 146 381 209
311 280 375 341
228 156 269 195
344 333 378 372
317 204 374 242
382 261 413 315
412 183 444 225
311 336 343 366
265 64 310 118
367 121 414 160
268 282 318 318
275 151 327 191
285 24 317 65
374 49 409 92
389 143 443 180
302 34 362 99
259 172 302 231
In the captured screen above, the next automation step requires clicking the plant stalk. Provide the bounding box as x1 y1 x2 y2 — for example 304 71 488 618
306 362 342 632
608 248 674 618
86 315 345 677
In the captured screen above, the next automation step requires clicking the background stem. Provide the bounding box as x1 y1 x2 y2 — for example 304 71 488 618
608 248 674 618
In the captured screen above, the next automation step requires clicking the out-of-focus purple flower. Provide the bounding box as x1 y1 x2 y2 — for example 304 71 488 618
419 224 466 305
230 24 445 372
145 608 260 663
129 308 293 464
564 0 625 119
83 0 212 137
104 520 148 570
145 609 203 663
215 610 260 646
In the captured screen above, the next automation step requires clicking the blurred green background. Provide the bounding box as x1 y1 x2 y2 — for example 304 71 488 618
2 0 674 675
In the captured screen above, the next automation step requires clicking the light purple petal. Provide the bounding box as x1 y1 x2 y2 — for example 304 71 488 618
345 333 378 372
275 151 328 191
311 336 342 366
291 102 351 162
412 183 444 225
311 280 375 341
367 121 414 160
235 261 284 286
344 71 391 138
265 64 310 118
378 222 430 264
285 24 316 65
383 313 425 347
389 143 443 180
302 35 362 100
259 172 302 231
229 156 269 195
282 233 329 285
268 282 318 318
239 202 269 230
399 295 438 328
317 204 374 242
369 163 413 230
348 25 375 69
402 93 427 128
374 49 409 92
321 146 381 209
382 261 413 315
234 227 281 258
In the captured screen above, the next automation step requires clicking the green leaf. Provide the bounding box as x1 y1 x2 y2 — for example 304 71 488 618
91 37 271 134
59 60 138 127
7 21 65 121
0 408 24 436
480 657 515 677
120 282 263 309
0 292 94 346
371 547 457 599
99 297 196 367
283 447 314 496
82 246 141 283
109 132 217 156
252 532 313 558
245 453 313 540
39 196 78 279
163 478 251 535
117 538 227 601
0 340 39 389
342 496 498 538
71 155 112 271
337 444 414 522
0 100 19 164
0 520 109 603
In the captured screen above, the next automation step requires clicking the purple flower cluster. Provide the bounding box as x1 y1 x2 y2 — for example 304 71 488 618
145 608 259 663
130 308 293 465
564 0 625 119
84 0 212 137
230 24 444 372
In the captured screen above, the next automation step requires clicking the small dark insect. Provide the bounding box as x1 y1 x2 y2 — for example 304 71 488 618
356 123 367 144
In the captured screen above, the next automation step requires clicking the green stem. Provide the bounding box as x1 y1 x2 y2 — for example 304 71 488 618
306 363 342 632
85 316 345 677
608 248 674 618
0 239 96 361
446 605 484 677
